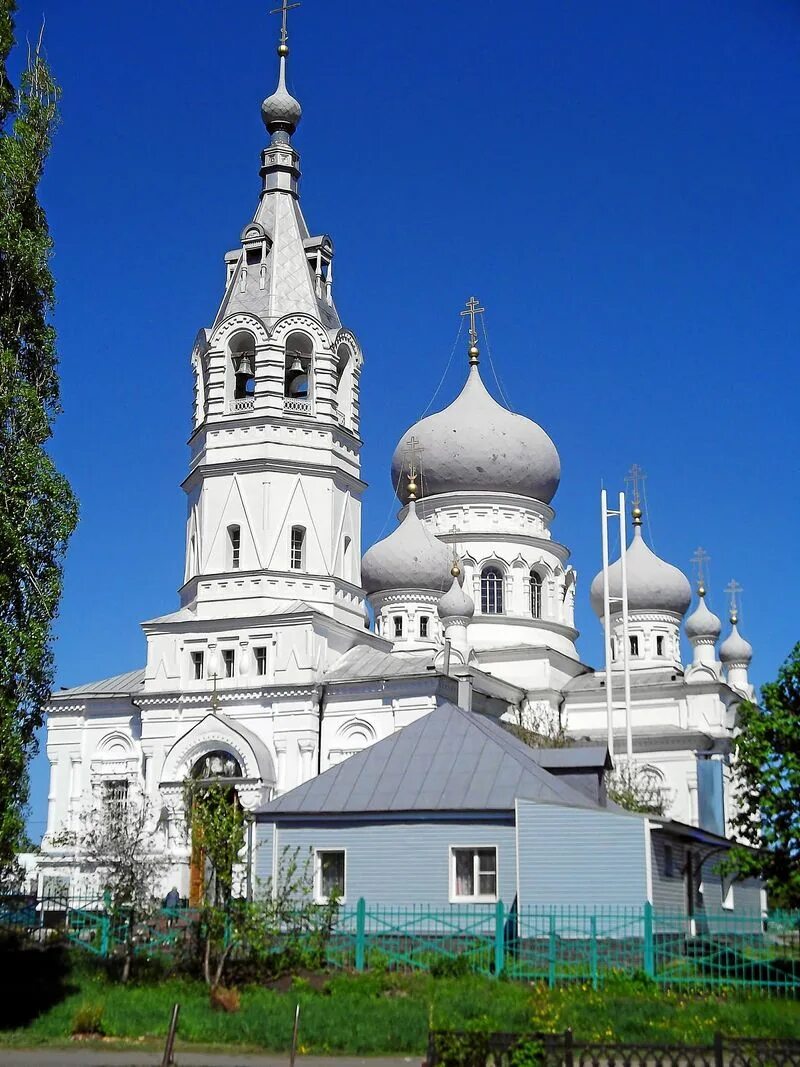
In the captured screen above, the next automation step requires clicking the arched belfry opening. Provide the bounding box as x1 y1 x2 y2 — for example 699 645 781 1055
335 343 351 423
284 331 313 411
230 331 256 401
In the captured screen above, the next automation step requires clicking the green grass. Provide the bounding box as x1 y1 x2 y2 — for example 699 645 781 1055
1 969 799 1053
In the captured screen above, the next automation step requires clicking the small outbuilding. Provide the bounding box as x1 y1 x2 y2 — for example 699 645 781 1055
255 703 760 922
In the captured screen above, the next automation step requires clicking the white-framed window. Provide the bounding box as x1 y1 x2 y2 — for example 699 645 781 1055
222 648 235 678
419 615 429 638
656 635 665 656
481 566 504 614
190 650 204 680
450 846 498 902
314 848 345 902
629 635 639 657
393 615 403 638
290 525 306 570
529 570 543 618
254 647 268 676
228 525 241 570
721 878 735 911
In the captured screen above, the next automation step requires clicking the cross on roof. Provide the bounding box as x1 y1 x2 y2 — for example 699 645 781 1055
690 546 710 587
625 463 646 508
270 0 301 47
460 296 485 347
210 671 219 712
402 434 424 482
724 579 743 617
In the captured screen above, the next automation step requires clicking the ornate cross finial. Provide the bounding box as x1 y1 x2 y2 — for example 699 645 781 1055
625 464 646 508
402 435 423 500
724 579 743 623
449 523 462 578
461 296 485 365
270 0 301 54
690 547 711 592
210 671 220 711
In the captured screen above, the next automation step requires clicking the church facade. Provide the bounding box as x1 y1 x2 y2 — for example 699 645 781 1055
38 19 756 902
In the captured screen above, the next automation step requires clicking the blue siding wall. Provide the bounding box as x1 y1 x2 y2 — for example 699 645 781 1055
516 801 647 908
256 819 516 906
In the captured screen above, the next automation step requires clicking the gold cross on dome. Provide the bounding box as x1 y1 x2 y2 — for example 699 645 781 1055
460 296 485 348
724 579 743 617
625 463 646 509
403 434 423 481
270 0 301 47
690 547 710 588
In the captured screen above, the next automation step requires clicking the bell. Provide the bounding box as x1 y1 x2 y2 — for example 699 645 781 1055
289 355 303 374
236 353 254 377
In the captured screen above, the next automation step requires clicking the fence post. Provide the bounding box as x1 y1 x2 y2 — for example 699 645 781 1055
564 1028 574 1067
589 915 598 990
494 899 505 977
548 912 557 989
100 913 110 958
355 897 366 972
643 901 654 979
713 1032 724 1067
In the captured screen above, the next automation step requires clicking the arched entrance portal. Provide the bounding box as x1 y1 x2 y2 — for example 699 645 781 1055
188 750 243 906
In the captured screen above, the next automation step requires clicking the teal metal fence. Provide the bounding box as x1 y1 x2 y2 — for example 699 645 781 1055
2 894 798 993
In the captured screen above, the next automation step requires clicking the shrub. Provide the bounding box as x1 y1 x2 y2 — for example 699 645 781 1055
71 1001 105 1036
430 954 473 979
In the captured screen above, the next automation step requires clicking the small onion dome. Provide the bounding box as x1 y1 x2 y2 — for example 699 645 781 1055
437 576 475 621
361 501 452 595
684 588 722 642
391 365 560 504
589 526 692 618
720 617 753 665
261 57 302 136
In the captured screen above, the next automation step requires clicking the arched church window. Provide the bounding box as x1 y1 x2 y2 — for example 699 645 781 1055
290 526 306 570
229 331 256 400
284 331 313 404
529 570 543 619
481 566 504 615
228 525 241 569
191 750 242 780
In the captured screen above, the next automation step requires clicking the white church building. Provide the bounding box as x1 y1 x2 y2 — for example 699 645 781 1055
38 16 756 901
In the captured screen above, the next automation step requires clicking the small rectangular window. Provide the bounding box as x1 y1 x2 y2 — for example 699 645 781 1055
610 637 616 660
419 615 429 638
451 846 498 901
656 635 665 656
190 650 204 680
664 844 674 878
229 526 241 569
222 648 235 678
315 849 345 902
629 635 639 657
104 779 129 814
254 647 268 676
393 615 403 638
290 526 305 570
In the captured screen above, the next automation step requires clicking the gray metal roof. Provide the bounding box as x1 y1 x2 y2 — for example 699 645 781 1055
564 668 685 692
259 702 604 817
323 646 436 683
52 668 146 699
527 745 611 771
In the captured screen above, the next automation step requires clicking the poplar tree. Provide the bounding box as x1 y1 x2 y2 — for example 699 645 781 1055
0 1 77 882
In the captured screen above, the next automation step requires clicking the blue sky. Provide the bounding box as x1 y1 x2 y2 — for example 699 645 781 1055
11 0 799 841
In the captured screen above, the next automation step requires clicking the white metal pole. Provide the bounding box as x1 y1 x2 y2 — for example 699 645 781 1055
601 489 615 761
619 491 633 764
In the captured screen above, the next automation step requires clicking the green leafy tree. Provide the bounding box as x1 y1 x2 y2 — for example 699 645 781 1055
0 2 78 883
723 644 800 908
607 759 666 815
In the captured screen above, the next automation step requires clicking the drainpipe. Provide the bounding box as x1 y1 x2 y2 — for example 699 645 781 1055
317 684 327 776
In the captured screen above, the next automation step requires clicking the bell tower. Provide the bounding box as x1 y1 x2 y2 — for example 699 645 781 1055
180 4 365 629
